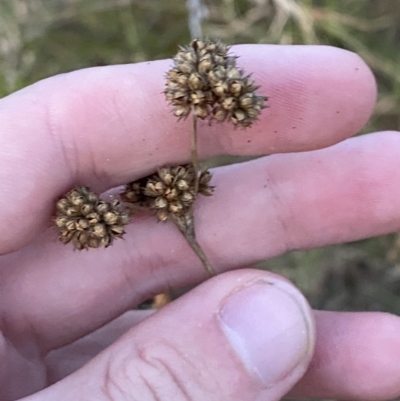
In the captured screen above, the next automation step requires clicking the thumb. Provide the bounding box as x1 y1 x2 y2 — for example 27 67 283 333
26 270 315 401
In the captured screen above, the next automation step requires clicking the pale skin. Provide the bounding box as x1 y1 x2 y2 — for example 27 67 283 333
0 44 400 401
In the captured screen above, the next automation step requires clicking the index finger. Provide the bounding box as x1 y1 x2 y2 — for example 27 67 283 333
0 45 376 253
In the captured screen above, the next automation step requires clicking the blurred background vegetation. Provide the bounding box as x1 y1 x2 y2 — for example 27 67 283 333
2 1 400 317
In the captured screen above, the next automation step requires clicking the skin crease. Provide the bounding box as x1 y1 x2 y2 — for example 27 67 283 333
1 44 400 401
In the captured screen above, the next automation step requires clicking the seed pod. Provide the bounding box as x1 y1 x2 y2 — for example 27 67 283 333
56 199 69 213
159 167 174 186
213 107 228 122
65 220 76 231
154 197 168 209
77 219 89 230
181 191 194 204
70 194 85 206
165 187 178 201
96 202 110 214
176 179 189 191
66 207 79 217
169 201 183 214
103 211 119 225
188 73 203 90
157 210 169 222
87 212 100 225
55 216 68 228
81 203 94 215
199 170 214 196
230 81 242 96
193 105 208 119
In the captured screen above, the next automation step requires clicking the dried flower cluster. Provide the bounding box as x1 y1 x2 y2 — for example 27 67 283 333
121 165 213 222
55 187 129 250
165 39 267 127
53 38 266 278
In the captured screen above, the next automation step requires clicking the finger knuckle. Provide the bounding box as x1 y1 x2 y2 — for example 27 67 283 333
103 340 202 401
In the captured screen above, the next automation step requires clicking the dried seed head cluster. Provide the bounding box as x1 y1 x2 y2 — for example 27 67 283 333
121 165 213 222
55 187 129 250
165 39 267 127
53 38 262 277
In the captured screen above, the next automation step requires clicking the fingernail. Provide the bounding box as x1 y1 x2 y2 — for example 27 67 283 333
218 279 313 387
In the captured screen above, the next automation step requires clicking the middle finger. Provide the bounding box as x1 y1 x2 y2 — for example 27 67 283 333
1 131 400 352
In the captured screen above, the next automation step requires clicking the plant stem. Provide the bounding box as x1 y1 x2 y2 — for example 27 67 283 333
171 213 216 276
191 113 200 194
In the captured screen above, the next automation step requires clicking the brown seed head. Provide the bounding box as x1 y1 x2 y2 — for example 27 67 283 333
121 164 214 222
165 39 267 127
55 186 129 250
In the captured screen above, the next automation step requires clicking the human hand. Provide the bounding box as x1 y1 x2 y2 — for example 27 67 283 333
0 45 399 401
